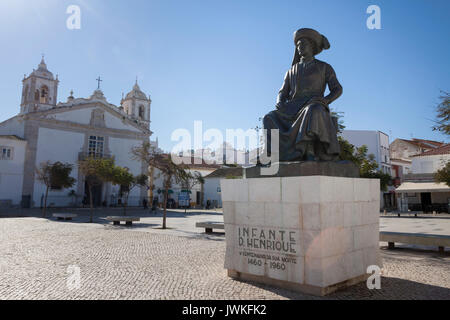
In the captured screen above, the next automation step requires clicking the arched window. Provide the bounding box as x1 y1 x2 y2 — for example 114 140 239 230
34 90 40 101
138 105 145 119
40 85 49 103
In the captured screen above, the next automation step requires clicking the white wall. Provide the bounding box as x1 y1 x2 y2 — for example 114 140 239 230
109 137 145 202
33 127 84 206
105 112 141 132
341 130 391 174
0 138 26 206
0 117 25 138
204 177 222 208
50 108 92 125
411 154 450 174
149 167 216 206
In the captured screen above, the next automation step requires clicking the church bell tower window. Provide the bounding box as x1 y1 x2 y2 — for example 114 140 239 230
40 85 49 104
139 105 145 119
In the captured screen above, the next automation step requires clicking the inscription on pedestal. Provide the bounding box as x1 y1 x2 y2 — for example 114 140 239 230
236 226 300 271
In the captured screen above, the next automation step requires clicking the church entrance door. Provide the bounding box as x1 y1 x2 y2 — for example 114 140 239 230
85 181 103 207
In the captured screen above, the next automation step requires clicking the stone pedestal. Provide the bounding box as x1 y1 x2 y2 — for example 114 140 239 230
221 176 381 296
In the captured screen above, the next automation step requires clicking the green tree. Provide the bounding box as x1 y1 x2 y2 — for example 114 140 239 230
432 91 450 136
434 161 450 187
180 171 204 213
78 157 115 223
338 138 391 191
132 142 186 229
330 108 345 133
36 161 76 218
111 167 147 215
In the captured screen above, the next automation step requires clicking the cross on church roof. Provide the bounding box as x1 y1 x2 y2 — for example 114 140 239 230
96 76 103 90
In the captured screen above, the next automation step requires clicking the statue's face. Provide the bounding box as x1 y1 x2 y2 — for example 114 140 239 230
296 37 314 57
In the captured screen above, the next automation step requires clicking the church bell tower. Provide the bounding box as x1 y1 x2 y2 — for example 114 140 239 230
121 80 151 129
21 56 59 114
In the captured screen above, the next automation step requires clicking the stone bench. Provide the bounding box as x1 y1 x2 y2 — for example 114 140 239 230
106 216 140 226
53 213 77 221
380 231 450 254
196 222 225 234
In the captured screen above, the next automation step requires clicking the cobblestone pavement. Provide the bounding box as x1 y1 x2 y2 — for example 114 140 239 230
0 217 449 300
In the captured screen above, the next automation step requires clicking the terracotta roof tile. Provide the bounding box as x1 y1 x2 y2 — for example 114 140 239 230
412 144 450 157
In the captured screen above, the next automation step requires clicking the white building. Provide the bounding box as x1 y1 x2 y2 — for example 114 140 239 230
150 156 220 208
410 148 450 174
395 144 450 213
0 58 153 208
341 130 391 174
0 135 27 207
341 130 391 209
390 138 444 160
203 167 243 208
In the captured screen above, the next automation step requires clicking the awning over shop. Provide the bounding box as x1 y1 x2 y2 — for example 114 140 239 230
395 182 450 193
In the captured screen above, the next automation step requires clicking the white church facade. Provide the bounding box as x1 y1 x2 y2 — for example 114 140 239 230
0 58 153 208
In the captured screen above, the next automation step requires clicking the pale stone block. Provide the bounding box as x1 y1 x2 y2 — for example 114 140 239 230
282 203 301 229
248 202 265 226
221 179 249 202
248 178 281 202
362 246 381 269
323 227 353 257
343 202 362 227
353 224 379 250
304 227 353 258
304 256 323 287
267 260 288 282
320 202 344 228
302 203 320 230
234 251 248 273
285 230 303 256
224 224 236 248
342 227 354 254
361 201 380 225
345 249 365 279
247 260 265 276
224 246 235 269
370 179 381 202
334 177 354 202
226 176 378 293
353 178 371 202
322 254 348 287
222 201 235 225
264 202 283 228
287 256 305 284
303 229 322 258
281 177 301 203
298 176 321 204
318 176 335 202
235 202 249 225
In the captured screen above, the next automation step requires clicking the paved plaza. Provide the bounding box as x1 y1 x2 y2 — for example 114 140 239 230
0 209 449 300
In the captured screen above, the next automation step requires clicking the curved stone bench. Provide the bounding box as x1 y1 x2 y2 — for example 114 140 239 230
380 231 450 254
53 213 77 221
196 222 224 234
107 216 140 226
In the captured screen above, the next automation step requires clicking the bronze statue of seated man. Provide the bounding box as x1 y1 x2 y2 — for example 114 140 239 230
263 28 343 162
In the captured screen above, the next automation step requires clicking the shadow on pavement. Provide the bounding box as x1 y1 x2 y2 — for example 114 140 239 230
234 276 450 300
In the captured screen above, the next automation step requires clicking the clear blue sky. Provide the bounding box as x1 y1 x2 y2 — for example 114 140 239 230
1 0 449 151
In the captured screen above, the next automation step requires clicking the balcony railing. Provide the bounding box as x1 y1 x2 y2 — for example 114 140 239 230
78 152 112 161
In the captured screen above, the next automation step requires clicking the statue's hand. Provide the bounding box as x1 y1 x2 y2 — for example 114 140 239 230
308 97 327 105
308 97 330 111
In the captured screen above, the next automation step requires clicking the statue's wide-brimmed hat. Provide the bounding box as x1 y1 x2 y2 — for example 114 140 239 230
292 28 330 65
